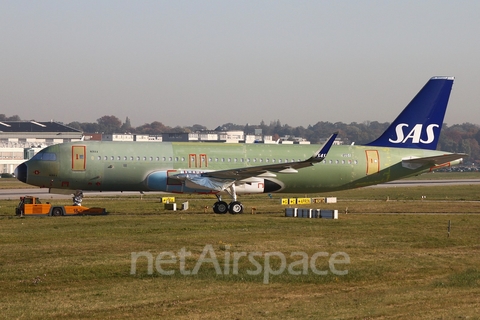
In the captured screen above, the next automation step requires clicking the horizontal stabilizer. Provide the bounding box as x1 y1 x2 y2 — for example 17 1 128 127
402 153 466 170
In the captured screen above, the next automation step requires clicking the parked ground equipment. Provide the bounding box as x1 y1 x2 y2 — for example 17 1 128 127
15 196 107 216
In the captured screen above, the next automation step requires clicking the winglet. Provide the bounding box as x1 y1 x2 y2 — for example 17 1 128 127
309 132 338 163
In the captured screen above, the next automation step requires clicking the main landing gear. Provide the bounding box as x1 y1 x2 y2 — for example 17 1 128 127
212 195 244 214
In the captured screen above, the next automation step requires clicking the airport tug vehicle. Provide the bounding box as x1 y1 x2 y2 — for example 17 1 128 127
15 195 107 216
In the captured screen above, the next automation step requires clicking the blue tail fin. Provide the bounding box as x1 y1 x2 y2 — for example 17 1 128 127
365 76 454 150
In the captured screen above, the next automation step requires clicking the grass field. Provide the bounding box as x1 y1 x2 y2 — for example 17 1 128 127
1 176 480 319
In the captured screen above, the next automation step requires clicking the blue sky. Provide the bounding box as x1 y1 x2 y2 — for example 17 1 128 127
1 1 479 128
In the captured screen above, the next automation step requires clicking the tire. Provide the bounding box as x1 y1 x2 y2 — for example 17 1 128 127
213 201 229 214
228 201 243 214
52 207 63 216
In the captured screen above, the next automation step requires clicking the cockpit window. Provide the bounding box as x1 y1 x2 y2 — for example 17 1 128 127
32 152 57 161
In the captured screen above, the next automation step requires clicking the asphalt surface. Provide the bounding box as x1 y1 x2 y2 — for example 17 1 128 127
373 179 480 187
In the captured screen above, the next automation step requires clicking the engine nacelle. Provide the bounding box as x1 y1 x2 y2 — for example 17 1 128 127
234 179 283 194
146 171 209 193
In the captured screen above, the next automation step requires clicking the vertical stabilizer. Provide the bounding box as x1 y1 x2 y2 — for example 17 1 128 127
366 76 454 150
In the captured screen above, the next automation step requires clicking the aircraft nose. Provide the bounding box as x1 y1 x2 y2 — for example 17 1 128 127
14 163 27 183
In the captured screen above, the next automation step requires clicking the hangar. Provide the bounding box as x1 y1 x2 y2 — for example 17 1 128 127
0 121 83 174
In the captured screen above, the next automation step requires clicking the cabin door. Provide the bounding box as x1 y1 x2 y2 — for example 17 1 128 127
365 150 380 175
72 146 86 171
199 154 207 168
189 154 208 168
188 154 197 168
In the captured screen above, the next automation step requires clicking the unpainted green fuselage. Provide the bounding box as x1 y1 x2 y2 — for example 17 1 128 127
21 141 454 194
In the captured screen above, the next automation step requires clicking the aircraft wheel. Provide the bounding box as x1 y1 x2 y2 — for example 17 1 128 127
228 201 243 214
52 207 64 216
213 201 229 214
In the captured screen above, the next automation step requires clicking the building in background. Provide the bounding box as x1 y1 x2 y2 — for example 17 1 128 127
0 121 82 174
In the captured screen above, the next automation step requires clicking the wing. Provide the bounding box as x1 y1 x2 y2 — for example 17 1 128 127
202 132 338 180
402 153 466 170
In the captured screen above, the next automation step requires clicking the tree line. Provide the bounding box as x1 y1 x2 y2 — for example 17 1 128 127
2 114 479 164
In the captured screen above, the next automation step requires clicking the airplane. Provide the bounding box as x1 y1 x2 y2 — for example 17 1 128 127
15 76 465 214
